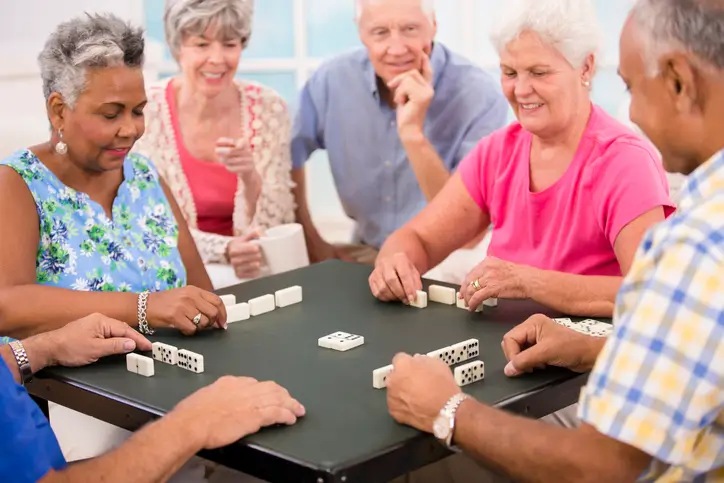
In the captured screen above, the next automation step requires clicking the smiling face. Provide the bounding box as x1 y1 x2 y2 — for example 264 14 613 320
358 0 436 83
499 30 593 139
177 23 243 98
51 65 147 172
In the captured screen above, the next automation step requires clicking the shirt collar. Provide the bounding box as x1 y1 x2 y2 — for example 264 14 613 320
677 149 724 212
363 42 446 99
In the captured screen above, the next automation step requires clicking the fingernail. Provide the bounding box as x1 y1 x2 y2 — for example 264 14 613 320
504 362 517 377
123 340 136 351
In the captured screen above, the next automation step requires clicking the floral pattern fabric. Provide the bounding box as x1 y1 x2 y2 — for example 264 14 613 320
0 150 187 298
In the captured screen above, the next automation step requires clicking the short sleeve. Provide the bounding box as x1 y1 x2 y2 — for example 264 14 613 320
591 141 675 245
0 358 66 481
291 79 325 170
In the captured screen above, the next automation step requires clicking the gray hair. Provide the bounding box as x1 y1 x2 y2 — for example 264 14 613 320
490 0 602 70
354 0 435 24
631 0 724 76
164 0 254 59
38 13 144 107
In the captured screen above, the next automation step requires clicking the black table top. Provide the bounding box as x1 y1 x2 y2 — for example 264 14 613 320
34 261 593 482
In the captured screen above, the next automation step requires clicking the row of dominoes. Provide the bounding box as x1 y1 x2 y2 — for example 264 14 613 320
409 284 497 311
219 285 302 324
150 341 204 373
372 338 482 389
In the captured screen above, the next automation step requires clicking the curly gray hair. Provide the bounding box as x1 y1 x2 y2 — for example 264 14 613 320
164 0 254 59
631 0 724 76
38 13 144 107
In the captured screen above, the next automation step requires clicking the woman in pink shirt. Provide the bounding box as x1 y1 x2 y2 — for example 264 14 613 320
369 2 674 317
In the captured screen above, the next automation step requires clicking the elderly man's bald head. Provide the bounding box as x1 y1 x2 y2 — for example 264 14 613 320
355 0 435 24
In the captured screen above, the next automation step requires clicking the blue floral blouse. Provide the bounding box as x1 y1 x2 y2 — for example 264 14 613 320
0 149 186 315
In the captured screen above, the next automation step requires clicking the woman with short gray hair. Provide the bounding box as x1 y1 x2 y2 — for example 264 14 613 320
135 0 296 288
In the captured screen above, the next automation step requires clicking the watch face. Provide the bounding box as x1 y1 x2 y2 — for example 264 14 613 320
433 415 450 440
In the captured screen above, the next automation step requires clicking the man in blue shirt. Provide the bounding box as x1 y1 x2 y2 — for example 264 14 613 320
0 314 305 482
291 0 508 262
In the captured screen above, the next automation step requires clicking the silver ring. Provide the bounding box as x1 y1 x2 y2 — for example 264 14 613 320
192 313 202 326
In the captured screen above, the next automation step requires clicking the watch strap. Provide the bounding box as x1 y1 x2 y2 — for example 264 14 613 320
9 340 33 385
441 393 470 448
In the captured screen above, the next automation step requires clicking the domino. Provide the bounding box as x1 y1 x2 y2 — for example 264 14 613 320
409 290 427 308
152 342 178 365
450 338 480 361
373 364 394 389
426 346 455 366
219 294 236 306
249 294 275 316
126 353 140 374
483 298 498 307
136 354 155 377
275 286 303 308
428 285 456 305
454 360 485 386
227 302 250 323
177 349 204 373
318 331 365 351
455 292 483 312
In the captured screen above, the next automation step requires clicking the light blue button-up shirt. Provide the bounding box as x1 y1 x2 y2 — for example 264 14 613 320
292 43 508 249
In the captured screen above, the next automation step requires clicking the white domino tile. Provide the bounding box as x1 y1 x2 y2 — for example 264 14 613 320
227 302 250 323
428 285 456 305
426 346 455 365
275 286 303 308
152 342 178 365
249 294 275 316
409 290 428 308
219 294 236 306
126 353 140 374
136 355 155 377
483 298 498 307
454 360 485 386
177 349 204 373
318 331 365 351
450 338 480 361
455 292 483 312
373 364 394 389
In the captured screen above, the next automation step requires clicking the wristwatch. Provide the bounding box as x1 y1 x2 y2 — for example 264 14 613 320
9 340 33 386
433 393 470 448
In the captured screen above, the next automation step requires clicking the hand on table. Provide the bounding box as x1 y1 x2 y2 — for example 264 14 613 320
501 314 605 376
147 286 228 335
460 256 532 310
173 376 305 449
368 252 423 304
386 353 461 433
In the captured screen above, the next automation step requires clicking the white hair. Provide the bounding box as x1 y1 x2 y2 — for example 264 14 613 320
164 0 254 59
631 0 724 77
354 0 435 24
490 0 603 70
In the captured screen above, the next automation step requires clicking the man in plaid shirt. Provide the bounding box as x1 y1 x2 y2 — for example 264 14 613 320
385 0 723 480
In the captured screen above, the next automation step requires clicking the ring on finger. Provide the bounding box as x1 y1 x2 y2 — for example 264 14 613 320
192 313 203 326
472 279 482 291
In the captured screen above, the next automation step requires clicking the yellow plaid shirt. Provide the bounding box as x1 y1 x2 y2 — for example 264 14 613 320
579 152 724 482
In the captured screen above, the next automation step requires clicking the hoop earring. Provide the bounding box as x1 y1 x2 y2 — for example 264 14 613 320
54 130 68 155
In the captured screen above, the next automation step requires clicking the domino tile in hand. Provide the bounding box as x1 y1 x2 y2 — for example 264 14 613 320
275 286 303 308
177 349 204 373
249 294 275 316
456 292 483 312
454 360 485 386
409 290 427 308
373 364 394 389
227 303 250 323
219 294 236 306
428 285 456 305
482 298 498 307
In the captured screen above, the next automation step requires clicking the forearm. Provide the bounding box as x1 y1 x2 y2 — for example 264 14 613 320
377 228 434 273
525 269 621 317
401 133 451 201
454 400 644 482
291 168 326 248
241 172 262 221
0 286 137 339
41 411 204 483
189 227 234 265
0 331 54 383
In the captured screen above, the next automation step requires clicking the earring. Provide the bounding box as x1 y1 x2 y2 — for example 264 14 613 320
54 130 67 155
582 79 591 88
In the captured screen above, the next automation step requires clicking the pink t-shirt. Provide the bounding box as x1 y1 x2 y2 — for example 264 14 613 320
459 105 675 276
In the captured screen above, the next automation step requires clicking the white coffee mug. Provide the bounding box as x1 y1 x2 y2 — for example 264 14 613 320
256 223 310 275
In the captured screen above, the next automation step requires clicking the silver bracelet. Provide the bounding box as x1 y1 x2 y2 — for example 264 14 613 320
137 290 154 335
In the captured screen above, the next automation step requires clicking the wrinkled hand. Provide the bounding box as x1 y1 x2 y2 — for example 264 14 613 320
461 256 532 310
389 54 434 140
387 353 461 433
174 376 305 449
227 231 264 279
46 313 152 367
146 286 228 335
501 314 604 376
368 252 423 303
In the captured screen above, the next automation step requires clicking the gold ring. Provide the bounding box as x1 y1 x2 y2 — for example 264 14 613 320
472 279 482 291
